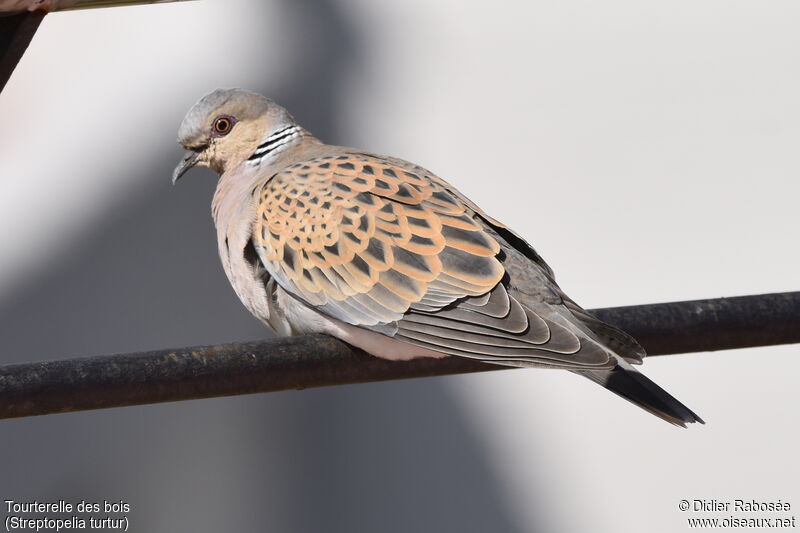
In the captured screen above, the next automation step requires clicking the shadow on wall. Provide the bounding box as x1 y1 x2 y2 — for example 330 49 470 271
0 1 542 531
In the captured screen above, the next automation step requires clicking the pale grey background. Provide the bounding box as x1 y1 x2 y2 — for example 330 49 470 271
1 1 798 532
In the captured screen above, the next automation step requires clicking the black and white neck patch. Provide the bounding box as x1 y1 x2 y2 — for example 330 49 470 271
247 125 304 165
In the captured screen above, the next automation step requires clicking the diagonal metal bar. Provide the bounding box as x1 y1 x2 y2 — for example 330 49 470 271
0 291 798 420
0 1 194 94
0 11 46 92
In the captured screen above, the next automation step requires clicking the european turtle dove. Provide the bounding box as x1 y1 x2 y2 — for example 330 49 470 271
173 88 702 426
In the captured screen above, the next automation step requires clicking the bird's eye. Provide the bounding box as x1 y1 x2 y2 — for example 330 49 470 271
212 115 236 137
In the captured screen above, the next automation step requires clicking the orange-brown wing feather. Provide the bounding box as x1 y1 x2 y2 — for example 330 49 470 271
252 151 613 368
252 153 503 327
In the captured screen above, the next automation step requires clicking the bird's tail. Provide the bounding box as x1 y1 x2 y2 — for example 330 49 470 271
576 360 704 427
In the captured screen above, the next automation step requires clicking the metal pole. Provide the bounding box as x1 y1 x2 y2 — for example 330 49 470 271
0 1 193 94
0 11 46 92
1 291 798 420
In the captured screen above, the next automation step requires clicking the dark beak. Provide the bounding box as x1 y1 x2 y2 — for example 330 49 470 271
172 150 201 185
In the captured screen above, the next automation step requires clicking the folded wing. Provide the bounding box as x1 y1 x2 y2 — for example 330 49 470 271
251 150 615 369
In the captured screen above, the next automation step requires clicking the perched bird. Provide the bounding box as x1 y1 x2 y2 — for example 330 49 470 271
173 88 703 427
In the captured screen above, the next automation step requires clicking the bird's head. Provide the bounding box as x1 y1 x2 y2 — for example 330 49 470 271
172 88 297 183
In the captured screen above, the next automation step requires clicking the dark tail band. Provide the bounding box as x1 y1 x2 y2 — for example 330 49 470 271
578 365 704 427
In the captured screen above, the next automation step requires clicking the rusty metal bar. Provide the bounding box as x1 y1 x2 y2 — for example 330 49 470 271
0 291 798 420
0 1 194 94
0 10 45 92
0 0 191 14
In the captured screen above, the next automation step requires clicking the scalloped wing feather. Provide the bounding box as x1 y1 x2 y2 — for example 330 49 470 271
252 150 615 369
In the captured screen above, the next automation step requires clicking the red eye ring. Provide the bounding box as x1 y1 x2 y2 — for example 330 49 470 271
212 115 236 137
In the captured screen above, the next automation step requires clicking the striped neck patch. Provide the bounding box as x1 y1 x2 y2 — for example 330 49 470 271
247 125 304 165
